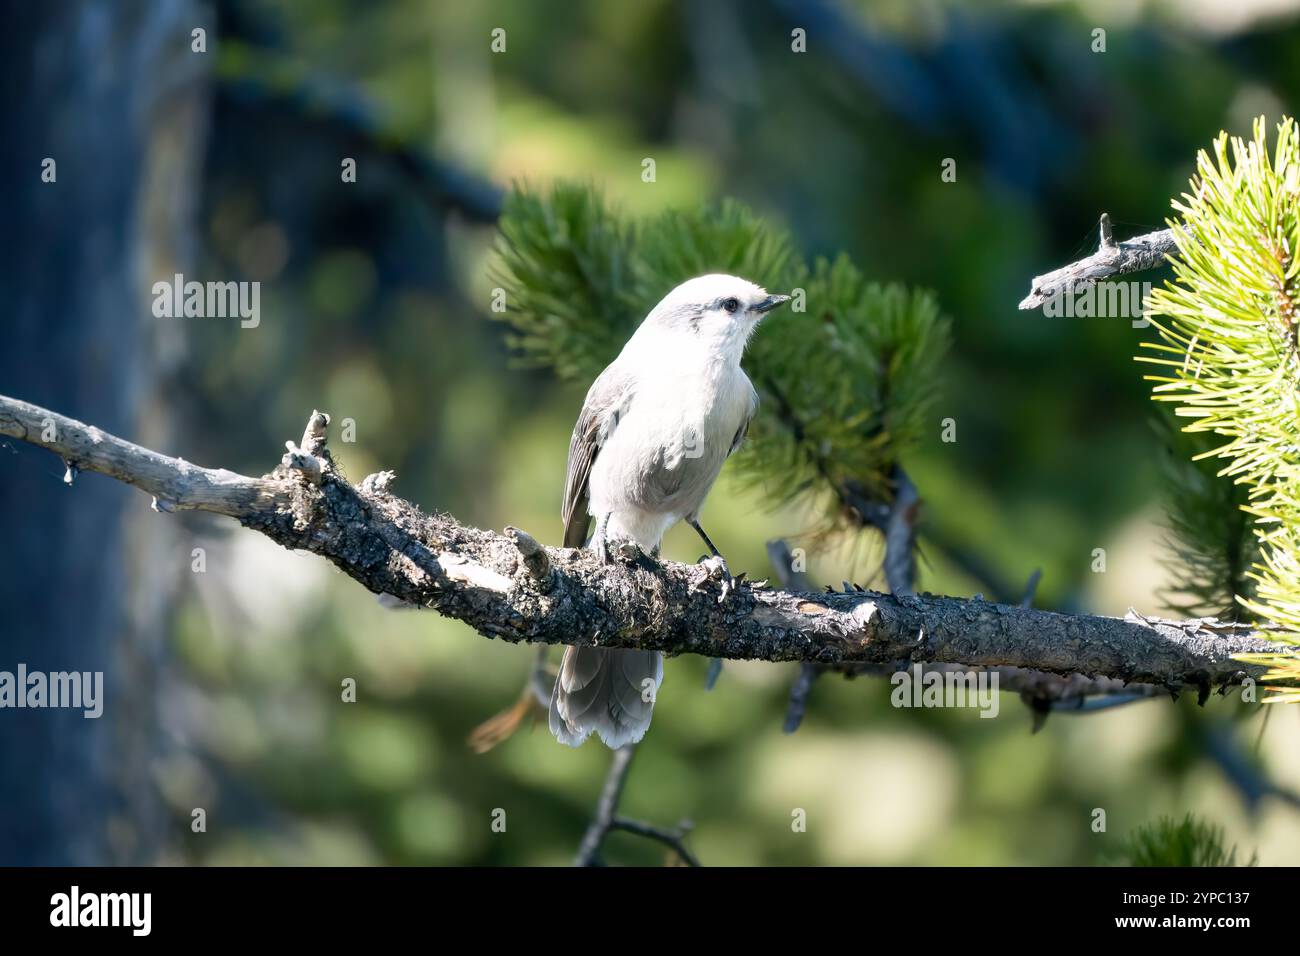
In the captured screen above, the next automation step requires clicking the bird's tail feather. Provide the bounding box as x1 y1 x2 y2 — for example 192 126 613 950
549 645 663 748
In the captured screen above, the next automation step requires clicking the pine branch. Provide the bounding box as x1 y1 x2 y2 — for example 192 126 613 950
3 394 1289 691
768 541 1166 734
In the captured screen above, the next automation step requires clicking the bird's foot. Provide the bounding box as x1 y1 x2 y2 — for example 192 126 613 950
696 554 737 603
612 539 646 563
606 537 659 572
591 515 659 571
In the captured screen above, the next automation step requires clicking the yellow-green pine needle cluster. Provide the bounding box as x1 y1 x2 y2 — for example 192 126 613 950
1141 116 1300 693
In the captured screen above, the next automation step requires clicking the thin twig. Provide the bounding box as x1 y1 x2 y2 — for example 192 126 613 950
878 465 920 597
782 663 822 734
920 524 1020 605
1020 568 1043 608
609 817 700 867
768 540 825 733
573 745 698 866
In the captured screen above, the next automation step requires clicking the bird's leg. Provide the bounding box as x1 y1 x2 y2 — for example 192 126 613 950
689 518 723 561
688 518 734 601
591 512 612 566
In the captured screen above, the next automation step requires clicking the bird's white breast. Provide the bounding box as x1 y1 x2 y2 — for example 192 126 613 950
587 330 753 550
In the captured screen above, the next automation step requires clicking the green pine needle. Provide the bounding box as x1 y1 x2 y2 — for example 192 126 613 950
1116 814 1254 867
1155 411 1259 620
1140 117 1300 636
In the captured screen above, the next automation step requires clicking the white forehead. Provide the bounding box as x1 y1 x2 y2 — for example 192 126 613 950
657 273 766 308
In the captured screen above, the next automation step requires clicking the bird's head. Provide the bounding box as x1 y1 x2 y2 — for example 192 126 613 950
641 274 790 362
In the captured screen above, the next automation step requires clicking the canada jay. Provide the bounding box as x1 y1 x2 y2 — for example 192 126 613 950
549 274 790 748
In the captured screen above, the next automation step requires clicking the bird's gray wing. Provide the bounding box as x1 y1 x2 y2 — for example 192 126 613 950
726 382 760 458
562 363 634 549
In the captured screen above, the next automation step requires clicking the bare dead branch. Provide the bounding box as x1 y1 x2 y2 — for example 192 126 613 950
1019 215 1178 310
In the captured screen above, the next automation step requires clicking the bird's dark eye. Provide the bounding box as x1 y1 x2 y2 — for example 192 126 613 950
721 297 740 314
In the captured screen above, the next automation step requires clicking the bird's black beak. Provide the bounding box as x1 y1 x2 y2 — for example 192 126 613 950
753 294 791 314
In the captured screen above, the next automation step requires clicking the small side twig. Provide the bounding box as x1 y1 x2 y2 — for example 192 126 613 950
1019 568 1043 608
505 525 553 590
776 466 921 732
608 818 700 867
782 663 822 734
573 745 697 867
1019 216 1178 310
920 524 1020 605
879 466 920 598
768 540 824 733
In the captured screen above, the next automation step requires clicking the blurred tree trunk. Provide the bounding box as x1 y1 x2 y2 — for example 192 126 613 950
0 0 210 863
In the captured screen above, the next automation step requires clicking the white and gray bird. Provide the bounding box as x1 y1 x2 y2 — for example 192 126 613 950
550 274 790 748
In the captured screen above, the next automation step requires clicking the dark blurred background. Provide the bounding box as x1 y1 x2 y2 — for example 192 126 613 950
2 0 1298 865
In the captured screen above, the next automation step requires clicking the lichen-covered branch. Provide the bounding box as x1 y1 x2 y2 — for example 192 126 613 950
0 394 1291 690
769 542 1166 735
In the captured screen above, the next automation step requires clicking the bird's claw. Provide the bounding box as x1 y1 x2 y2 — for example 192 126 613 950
598 536 659 572
696 554 735 602
612 539 648 565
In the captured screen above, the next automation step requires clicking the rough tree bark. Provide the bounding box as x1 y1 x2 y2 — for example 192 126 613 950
1 395 1292 696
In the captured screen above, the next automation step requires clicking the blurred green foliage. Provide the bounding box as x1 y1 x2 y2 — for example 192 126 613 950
152 0 1300 865
1117 814 1255 867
